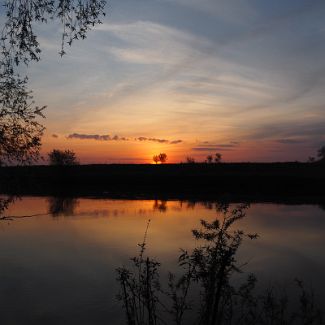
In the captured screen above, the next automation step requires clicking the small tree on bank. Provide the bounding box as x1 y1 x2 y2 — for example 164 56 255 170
308 156 316 163
48 149 79 166
153 153 167 164
158 153 167 164
205 152 222 164
206 155 213 163
215 152 222 163
317 146 325 162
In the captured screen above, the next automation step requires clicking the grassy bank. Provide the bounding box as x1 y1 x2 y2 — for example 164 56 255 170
0 163 324 202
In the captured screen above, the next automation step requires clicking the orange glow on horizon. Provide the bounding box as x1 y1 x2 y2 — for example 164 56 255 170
40 132 313 164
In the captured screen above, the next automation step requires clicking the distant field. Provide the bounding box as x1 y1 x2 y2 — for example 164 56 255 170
0 163 324 203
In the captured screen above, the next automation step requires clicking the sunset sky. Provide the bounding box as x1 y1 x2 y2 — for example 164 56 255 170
20 0 325 163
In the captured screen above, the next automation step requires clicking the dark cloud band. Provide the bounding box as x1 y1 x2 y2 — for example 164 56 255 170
67 133 182 144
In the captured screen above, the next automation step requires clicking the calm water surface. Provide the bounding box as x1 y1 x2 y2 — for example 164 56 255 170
1 197 325 324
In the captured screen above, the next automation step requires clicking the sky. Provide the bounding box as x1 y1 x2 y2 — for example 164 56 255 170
12 0 325 163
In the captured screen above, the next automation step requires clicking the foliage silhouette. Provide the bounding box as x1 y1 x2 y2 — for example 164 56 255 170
0 73 45 164
317 146 325 162
186 156 195 164
153 155 160 164
159 153 167 164
1 0 106 65
0 0 107 163
206 155 213 163
152 153 168 164
116 220 161 325
48 149 79 165
116 205 323 325
215 153 222 163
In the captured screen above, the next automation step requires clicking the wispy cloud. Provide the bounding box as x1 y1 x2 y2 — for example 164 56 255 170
99 21 205 66
191 142 240 151
276 139 305 145
245 120 325 143
27 1 325 162
192 147 234 152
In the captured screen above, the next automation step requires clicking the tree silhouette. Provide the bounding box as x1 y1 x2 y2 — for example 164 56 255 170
206 155 213 163
308 156 316 163
1 0 106 66
0 0 107 163
317 146 325 162
48 149 79 166
158 153 167 164
0 74 45 164
186 156 195 164
215 153 222 163
153 155 160 164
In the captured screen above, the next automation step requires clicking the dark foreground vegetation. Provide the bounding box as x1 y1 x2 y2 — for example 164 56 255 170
0 162 325 203
116 205 323 325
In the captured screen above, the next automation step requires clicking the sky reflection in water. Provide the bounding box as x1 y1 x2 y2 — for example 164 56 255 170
0 197 325 324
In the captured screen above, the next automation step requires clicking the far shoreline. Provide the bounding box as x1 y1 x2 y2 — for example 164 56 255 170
0 162 324 205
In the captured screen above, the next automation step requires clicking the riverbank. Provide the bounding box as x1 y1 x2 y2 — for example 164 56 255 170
0 163 324 203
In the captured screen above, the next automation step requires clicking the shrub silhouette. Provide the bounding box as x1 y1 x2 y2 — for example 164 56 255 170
206 155 213 163
48 149 79 166
317 146 325 162
215 153 222 163
116 205 323 325
153 155 160 164
153 153 168 164
158 153 167 164
186 156 195 164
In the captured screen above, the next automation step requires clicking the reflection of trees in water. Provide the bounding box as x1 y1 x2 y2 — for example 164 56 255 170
179 200 231 212
48 197 79 217
1 194 77 222
153 200 168 212
318 202 325 212
186 201 196 209
116 204 323 325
